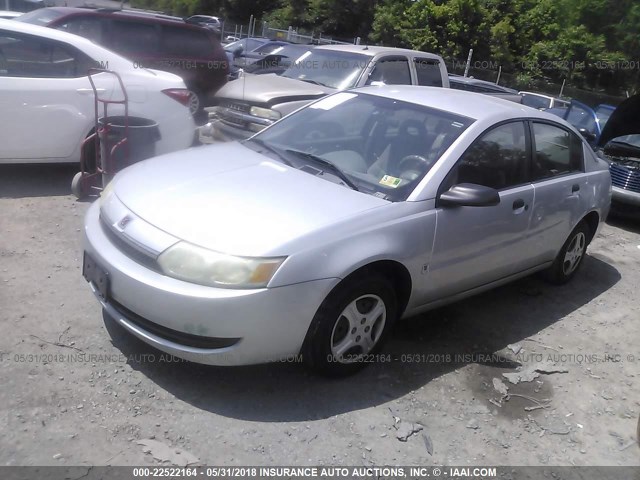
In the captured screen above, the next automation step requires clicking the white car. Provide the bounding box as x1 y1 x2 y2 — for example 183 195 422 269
0 19 196 164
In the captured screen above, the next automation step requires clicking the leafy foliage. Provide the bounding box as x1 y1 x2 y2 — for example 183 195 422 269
134 0 639 93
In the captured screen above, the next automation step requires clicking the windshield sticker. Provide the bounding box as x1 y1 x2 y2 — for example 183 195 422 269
309 92 358 110
379 175 402 188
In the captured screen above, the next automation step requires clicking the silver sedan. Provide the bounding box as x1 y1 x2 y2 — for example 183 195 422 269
83 86 611 376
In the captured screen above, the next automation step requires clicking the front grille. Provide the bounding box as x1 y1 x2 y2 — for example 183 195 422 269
219 101 250 113
609 162 640 193
99 214 161 272
110 298 241 350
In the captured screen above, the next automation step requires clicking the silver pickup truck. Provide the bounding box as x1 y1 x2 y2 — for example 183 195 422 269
208 44 449 140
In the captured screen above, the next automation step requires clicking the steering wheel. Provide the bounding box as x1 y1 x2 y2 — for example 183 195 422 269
398 154 430 173
302 121 344 141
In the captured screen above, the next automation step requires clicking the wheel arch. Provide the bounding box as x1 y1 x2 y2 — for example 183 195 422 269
335 260 413 319
581 210 600 244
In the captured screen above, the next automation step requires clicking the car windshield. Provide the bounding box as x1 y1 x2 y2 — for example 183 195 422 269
253 42 289 54
521 94 552 110
14 8 65 25
281 50 370 89
247 92 474 201
224 38 268 53
595 106 614 129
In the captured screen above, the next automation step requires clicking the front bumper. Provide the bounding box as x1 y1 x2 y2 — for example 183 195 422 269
611 186 640 207
83 201 339 365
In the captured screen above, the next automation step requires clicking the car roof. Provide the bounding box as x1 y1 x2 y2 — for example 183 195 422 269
354 85 571 123
28 6 189 24
316 44 443 60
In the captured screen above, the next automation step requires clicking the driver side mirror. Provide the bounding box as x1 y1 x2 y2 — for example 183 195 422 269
438 183 500 207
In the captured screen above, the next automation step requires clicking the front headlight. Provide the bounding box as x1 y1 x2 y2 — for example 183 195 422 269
157 241 286 289
249 106 281 121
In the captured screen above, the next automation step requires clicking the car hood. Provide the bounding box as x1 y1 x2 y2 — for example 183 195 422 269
598 94 640 147
215 74 333 107
112 143 387 256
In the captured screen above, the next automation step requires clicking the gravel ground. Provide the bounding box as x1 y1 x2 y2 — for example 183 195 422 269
1 163 639 467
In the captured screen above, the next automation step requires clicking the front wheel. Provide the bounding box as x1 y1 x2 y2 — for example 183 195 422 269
543 221 590 284
302 273 397 377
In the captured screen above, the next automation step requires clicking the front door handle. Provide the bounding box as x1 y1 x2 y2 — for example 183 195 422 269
512 198 525 210
571 184 580 193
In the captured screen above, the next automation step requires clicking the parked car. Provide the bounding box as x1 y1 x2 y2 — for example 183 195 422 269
83 86 610 376
185 14 221 33
593 94 640 210
211 45 450 140
448 75 521 103
16 7 229 119
223 36 269 56
0 10 21 19
520 91 570 110
548 100 616 148
232 40 291 66
0 19 196 164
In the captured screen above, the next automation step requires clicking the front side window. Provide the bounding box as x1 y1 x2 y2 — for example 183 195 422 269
531 123 584 180
452 122 528 190
366 57 411 85
247 92 473 201
0 31 85 78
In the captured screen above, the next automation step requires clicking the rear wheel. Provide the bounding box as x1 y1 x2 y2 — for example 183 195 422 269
302 273 397 377
544 221 590 284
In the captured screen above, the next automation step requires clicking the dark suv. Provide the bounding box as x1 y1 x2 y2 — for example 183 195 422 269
17 7 229 119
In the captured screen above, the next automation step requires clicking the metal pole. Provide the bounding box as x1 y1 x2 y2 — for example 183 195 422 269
559 78 566 97
463 49 473 77
496 66 502 85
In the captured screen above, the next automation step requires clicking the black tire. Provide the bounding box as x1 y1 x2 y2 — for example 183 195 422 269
543 221 590 285
71 171 86 199
302 272 397 377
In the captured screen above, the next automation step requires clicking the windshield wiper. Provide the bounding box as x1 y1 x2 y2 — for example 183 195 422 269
284 149 359 191
244 138 293 167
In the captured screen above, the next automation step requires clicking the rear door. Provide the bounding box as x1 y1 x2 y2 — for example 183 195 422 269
527 121 588 264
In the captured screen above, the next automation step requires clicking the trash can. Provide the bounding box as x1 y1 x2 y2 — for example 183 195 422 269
98 116 161 186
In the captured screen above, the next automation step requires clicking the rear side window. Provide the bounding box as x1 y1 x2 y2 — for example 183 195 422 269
161 26 213 58
414 58 442 87
0 31 89 78
531 123 584 180
110 20 159 55
366 57 411 85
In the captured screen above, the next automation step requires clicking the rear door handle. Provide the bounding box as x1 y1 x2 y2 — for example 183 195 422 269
571 184 580 193
512 198 525 210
